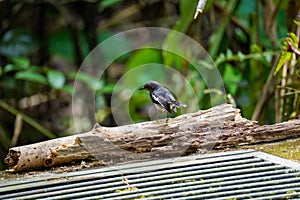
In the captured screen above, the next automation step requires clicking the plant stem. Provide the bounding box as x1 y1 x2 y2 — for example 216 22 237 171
208 0 239 58
0 100 56 139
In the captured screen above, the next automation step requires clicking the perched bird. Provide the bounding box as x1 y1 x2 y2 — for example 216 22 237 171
139 80 186 113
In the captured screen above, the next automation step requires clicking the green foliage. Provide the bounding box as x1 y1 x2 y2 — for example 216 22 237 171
274 20 300 121
98 31 130 62
126 49 166 85
215 48 273 66
127 49 162 70
15 71 48 84
223 63 242 95
163 0 197 67
100 0 123 9
0 29 36 57
275 51 292 75
68 71 102 91
0 57 69 92
0 56 110 96
47 29 89 62
275 33 299 75
208 0 239 58
47 70 66 89
0 0 297 170
0 55 106 157
174 0 198 32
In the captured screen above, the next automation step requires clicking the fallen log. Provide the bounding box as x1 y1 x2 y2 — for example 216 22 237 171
4 103 300 172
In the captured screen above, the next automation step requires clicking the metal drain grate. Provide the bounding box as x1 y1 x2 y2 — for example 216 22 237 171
1 149 300 200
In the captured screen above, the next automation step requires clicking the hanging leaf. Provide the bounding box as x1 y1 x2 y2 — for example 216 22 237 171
275 31 300 75
274 51 292 75
47 70 66 89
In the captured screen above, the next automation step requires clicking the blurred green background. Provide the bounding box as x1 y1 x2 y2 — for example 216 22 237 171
0 0 299 170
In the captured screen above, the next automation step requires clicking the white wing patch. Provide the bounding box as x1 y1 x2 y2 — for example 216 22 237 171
151 93 165 108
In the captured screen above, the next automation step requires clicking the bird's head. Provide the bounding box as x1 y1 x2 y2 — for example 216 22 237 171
139 80 161 92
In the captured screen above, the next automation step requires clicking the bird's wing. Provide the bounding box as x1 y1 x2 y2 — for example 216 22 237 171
151 91 172 113
165 90 186 107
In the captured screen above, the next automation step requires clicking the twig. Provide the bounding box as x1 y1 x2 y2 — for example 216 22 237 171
0 100 56 139
251 56 279 121
11 114 23 147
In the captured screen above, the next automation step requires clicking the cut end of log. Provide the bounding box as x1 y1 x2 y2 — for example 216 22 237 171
4 149 20 167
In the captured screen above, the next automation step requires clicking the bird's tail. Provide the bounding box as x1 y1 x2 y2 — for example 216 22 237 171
171 102 186 112
177 102 187 107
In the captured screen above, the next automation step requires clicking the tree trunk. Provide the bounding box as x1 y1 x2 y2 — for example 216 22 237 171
4 104 300 172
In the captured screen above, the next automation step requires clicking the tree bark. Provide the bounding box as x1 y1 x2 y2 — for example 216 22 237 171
4 104 300 172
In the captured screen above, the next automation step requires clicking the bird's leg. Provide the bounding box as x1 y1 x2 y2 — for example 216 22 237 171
166 112 169 123
155 109 161 121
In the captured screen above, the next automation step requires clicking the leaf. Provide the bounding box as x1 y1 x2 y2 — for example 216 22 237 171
250 44 263 53
127 48 162 69
288 33 299 45
100 0 122 9
47 29 89 61
47 29 74 60
10 57 30 69
4 64 21 73
4 57 31 73
100 83 115 94
61 85 73 94
226 49 233 57
125 48 165 85
47 70 66 89
237 51 245 61
293 19 300 27
197 60 215 69
274 51 292 75
68 71 102 90
28 65 43 72
223 63 242 95
215 53 226 65
15 71 47 84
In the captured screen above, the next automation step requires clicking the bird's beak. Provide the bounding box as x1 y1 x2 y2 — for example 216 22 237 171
139 86 145 90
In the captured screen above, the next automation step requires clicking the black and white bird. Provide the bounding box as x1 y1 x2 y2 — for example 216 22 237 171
139 80 186 113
